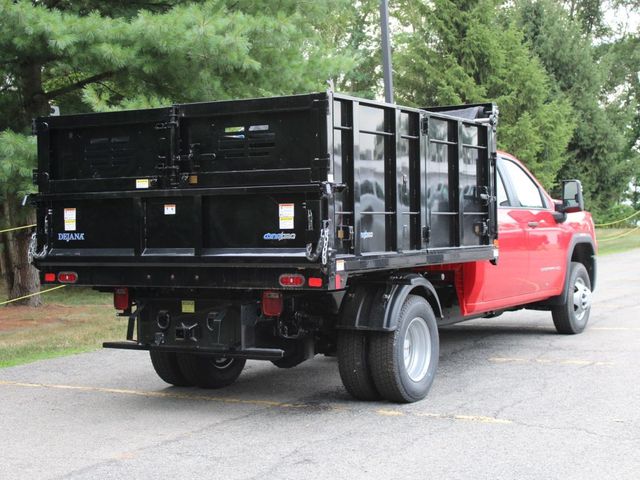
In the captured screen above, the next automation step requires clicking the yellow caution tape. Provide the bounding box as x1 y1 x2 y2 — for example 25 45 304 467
598 226 640 242
595 210 640 227
0 285 67 306
0 224 36 234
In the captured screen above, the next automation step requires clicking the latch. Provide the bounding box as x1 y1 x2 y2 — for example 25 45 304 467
474 220 489 238
477 186 495 206
337 225 353 242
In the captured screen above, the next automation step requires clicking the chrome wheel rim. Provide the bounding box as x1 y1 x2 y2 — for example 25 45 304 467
212 357 234 369
573 277 592 322
403 317 431 382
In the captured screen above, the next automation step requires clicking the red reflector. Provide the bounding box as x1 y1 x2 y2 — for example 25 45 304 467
278 274 305 287
57 272 77 284
261 291 283 317
114 287 130 311
335 274 343 290
44 273 56 283
308 277 323 288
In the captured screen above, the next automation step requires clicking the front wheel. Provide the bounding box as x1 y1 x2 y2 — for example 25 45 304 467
552 262 592 334
177 355 246 389
368 295 439 403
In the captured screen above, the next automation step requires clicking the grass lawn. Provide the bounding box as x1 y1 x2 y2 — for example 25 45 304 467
0 287 126 368
595 228 640 255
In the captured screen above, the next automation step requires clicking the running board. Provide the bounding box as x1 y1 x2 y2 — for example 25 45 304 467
103 341 285 360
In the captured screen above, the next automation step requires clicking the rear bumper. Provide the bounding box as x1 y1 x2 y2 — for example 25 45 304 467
103 341 284 360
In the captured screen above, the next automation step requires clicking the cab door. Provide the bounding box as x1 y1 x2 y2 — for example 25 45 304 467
478 167 531 303
499 157 565 295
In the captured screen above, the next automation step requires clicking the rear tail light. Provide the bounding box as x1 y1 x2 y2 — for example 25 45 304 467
261 291 283 317
308 277 323 288
278 274 305 287
114 287 130 311
57 272 78 283
44 273 56 283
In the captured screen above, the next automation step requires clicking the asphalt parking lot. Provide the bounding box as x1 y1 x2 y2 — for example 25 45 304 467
0 249 639 479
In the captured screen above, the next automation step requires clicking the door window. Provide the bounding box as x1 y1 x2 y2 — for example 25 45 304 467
497 171 509 207
502 160 545 208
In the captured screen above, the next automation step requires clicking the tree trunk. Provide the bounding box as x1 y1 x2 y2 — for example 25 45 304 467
19 60 50 125
0 58 47 306
1 201 41 307
0 238 8 293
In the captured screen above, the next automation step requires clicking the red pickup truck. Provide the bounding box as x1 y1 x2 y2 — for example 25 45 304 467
31 93 596 403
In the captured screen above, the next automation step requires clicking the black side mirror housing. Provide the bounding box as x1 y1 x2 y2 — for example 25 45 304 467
553 200 567 223
552 180 584 223
561 179 584 213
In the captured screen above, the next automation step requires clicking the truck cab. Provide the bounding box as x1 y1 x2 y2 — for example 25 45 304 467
457 153 596 319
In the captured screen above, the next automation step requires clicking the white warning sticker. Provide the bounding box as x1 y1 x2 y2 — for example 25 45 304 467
136 178 149 189
64 208 76 231
279 203 295 230
336 259 345 272
164 204 176 215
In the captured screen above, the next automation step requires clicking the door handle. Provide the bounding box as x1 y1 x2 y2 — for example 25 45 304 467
527 221 539 228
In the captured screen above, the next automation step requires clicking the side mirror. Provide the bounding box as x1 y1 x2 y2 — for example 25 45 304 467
562 179 584 213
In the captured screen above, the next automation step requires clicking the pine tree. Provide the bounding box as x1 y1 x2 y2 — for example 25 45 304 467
516 0 635 216
393 0 575 188
0 0 353 304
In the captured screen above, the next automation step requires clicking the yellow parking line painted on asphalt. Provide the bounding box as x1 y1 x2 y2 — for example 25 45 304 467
452 415 512 425
415 412 512 425
0 380 309 409
489 357 613 366
376 409 405 416
0 379 512 425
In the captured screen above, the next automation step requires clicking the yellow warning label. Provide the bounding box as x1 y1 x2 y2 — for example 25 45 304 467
63 208 76 231
279 203 294 229
136 179 150 189
181 300 195 313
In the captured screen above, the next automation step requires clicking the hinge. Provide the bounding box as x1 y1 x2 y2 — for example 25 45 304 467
154 120 178 130
312 96 330 115
421 117 429 135
32 170 49 187
422 226 430 243
311 155 331 181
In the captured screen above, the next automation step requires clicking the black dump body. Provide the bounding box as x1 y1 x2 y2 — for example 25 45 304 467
31 92 498 291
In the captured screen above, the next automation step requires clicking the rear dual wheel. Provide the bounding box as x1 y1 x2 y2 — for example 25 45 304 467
150 351 245 389
338 295 439 403
150 351 191 387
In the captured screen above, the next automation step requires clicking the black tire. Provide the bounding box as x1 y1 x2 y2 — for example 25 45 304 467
337 330 380 401
368 295 439 403
149 351 193 387
177 354 246 389
552 262 592 334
